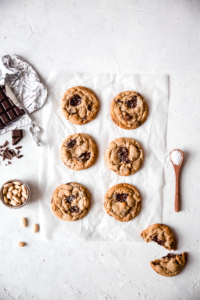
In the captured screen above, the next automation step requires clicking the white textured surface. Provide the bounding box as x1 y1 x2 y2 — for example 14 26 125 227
0 0 200 299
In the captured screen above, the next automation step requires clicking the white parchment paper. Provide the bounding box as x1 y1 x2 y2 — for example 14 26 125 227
38 73 168 241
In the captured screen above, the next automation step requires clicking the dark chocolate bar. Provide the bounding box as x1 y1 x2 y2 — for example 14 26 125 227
0 85 25 130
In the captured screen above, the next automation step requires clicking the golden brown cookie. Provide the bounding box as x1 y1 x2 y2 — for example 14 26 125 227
61 86 99 125
104 183 141 222
105 137 143 176
110 91 148 129
60 133 98 171
140 224 176 251
51 182 90 221
150 253 186 277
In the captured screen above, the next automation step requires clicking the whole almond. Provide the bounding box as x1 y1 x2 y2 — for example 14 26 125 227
21 197 26 203
22 217 27 227
18 242 26 247
6 191 12 199
4 195 9 203
4 183 13 188
22 192 28 199
11 200 18 206
33 224 39 233
3 187 8 195
15 185 21 190
12 189 18 195
12 196 21 204
22 185 27 194
8 186 14 192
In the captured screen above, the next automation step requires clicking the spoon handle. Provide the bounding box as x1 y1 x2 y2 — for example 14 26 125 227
175 169 180 212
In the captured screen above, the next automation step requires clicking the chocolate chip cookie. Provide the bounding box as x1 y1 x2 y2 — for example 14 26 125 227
60 133 98 171
104 183 141 222
51 182 90 221
140 224 176 251
61 86 99 125
110 91 148 129
105 137 143 176
150 253 186 277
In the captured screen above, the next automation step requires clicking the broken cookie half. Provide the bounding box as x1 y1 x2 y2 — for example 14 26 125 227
140 223 176 251
150 252 186 277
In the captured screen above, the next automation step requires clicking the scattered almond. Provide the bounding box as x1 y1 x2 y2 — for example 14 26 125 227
33 224 39 233
22 217 28 227
18 242 26 247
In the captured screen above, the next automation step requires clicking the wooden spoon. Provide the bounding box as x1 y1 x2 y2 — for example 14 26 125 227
170 149 184 212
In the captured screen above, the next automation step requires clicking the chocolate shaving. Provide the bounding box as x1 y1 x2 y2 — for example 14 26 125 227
2 141 8 147
16 155 23 159
15 146 22 149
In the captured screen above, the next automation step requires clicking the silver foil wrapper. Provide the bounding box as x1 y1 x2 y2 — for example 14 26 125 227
0 54 47 146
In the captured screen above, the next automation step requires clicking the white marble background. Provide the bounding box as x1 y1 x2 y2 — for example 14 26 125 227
0 0 200 299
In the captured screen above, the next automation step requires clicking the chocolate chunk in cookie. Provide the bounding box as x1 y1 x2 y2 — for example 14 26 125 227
111 91 148 129
150 252 186 277
60 133 98 171
105 137 143 176
104 183 141 222
51 182 90 221
61 86 99 125
140 224 176 251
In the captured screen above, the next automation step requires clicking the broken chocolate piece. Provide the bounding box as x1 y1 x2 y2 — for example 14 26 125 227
122 113 132 121
70 206 79 213
115 193 128 202
12 129 23 145
12 129 23 138
78 152 91 162
69 94 82 106
118 147 131 164
152 236 165 246
66 139 76 149
65 195 76 204
126 96 137 108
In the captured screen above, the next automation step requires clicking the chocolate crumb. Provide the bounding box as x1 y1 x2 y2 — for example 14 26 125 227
8 161 11 165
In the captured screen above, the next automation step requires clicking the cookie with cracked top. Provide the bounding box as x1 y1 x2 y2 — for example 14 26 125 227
105 137 143 176
60 133 98 171
150 252 186 277
61 86 99 125
140 224 176 251
104 183 141 222
51 182 90 221
110 91 148 129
